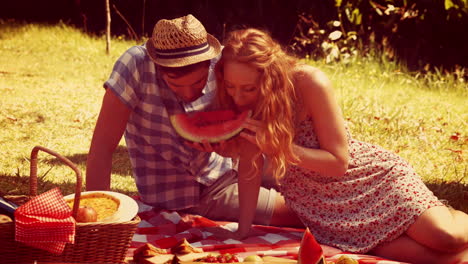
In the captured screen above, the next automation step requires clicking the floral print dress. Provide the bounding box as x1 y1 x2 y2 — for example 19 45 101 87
279 116 443 253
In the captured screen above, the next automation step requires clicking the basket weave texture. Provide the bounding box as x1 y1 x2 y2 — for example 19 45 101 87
0 146 140 264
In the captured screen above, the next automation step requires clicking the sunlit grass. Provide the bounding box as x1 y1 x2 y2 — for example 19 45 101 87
0 20 138 197
0 21 466 212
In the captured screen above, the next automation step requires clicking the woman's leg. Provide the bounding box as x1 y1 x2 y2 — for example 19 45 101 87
406 205 468 252
270 193 304 228
370 234 468 264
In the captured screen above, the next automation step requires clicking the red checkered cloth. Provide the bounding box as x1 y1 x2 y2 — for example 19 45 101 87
128 198 410 264
15 188 75 255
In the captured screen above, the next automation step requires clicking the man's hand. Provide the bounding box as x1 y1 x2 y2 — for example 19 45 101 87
185 137 242 158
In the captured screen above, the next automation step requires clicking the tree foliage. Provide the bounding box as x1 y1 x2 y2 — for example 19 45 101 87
291 0 468 72
2 0 467 71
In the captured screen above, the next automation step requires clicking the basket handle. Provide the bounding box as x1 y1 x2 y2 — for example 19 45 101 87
29 146 82 218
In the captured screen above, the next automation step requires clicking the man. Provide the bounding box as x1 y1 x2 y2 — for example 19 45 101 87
86 14 302 228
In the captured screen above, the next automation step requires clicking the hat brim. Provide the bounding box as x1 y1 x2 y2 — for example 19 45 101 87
146 34 221 67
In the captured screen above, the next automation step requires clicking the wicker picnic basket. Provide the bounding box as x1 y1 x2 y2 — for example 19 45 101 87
0 146 140 264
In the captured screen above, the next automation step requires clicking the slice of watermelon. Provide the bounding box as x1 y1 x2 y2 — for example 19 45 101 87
170 110 250 143
298 228 326 264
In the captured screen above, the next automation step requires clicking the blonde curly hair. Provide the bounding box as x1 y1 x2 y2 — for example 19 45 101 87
215 28 300 181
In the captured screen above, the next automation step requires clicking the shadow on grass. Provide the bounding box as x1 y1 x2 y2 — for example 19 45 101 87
1 146 134 198
0 172 79 199
42 145 132 177
426 181 468 213
4 147 467 214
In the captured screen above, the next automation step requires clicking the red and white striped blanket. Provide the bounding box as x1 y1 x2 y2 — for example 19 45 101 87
128 199 409 264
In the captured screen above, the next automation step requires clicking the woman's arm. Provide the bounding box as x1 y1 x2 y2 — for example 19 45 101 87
292 66 349 177
236 144 263 238
201 139 263 240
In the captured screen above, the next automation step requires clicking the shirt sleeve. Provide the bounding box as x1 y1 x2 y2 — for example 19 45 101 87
103 45 146 110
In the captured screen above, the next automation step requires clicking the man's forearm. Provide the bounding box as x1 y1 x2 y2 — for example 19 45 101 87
86 150 113 191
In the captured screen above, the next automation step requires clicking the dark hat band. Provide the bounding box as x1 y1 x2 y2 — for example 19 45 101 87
153 42 210 59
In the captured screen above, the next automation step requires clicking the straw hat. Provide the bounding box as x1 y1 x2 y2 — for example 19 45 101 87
146 14 221 67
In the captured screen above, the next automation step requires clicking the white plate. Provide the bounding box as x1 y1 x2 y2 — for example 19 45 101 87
64 191 139 222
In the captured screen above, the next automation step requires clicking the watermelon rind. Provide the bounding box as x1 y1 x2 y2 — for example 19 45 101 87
317 256 327 264
170 110 251 143
298 228 324 264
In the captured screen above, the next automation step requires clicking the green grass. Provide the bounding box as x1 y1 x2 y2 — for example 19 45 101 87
1 21 467 212
0 21 138 197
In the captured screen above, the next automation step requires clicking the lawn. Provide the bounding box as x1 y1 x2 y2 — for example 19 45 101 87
0 21 466 212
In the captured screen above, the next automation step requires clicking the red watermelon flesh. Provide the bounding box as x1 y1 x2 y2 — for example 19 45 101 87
298 228 326 264
170 110 250 143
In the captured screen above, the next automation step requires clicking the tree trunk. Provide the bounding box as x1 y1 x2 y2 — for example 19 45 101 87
105 0 111 54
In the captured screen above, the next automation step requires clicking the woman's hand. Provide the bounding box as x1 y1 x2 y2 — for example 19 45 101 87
204 226 263 241
239 118 263 144
240 118 274 156
204 226 244 240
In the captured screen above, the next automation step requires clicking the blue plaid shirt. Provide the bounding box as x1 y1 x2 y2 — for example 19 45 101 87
104 45 233 210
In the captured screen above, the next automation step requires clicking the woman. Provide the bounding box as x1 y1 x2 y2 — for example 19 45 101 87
207 28 468 264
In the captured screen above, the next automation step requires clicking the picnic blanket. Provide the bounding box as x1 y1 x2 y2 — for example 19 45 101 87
128 199 409 263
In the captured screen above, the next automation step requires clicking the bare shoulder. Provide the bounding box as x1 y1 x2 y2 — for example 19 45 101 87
292 64 333 95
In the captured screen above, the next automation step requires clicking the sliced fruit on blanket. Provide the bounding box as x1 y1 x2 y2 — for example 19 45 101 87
170 110 251 143
262 256 296 262
298 228 326 264
335 255 359 264
196 253 240 263
242 255 263 262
